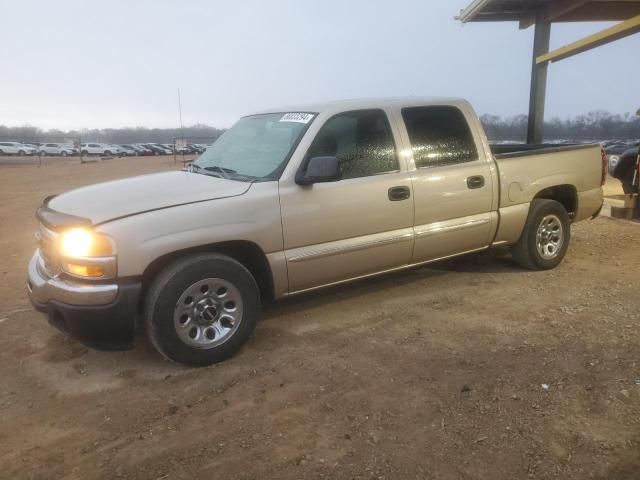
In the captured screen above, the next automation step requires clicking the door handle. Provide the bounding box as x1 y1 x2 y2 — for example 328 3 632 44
388 186 411 201
467 175 485 189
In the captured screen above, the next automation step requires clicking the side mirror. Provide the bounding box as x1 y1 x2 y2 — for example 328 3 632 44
295 156 342 186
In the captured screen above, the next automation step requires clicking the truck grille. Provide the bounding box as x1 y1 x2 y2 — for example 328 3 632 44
36 223 60 275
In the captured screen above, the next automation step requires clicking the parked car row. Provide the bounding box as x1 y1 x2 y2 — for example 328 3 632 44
80 143 210 156
0 141 211 157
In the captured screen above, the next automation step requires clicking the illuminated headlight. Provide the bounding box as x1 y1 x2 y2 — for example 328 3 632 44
609 155 619 165
59 228 116 278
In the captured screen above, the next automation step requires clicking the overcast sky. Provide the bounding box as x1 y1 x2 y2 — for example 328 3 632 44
1 0 638 130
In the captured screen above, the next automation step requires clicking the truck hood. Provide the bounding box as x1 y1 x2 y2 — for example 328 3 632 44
47 171 251 225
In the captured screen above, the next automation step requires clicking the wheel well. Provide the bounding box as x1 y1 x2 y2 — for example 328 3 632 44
533 185 577 218
140 241 275 310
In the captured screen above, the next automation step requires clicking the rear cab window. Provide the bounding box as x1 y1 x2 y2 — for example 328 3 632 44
401 106 478 169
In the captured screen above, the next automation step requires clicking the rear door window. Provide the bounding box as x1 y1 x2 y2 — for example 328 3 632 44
401 106 478 169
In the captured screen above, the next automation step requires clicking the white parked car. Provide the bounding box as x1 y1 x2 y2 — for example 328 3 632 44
0 142 37 156
80 143 116 156
39 143 76 157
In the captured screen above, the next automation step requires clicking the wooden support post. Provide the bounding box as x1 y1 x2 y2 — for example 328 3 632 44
527 13 550 144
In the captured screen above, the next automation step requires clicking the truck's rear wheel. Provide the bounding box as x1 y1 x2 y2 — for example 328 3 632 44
512 199 570 270
144 253 260 366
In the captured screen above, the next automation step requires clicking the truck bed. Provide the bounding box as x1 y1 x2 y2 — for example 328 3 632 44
490 142 603 233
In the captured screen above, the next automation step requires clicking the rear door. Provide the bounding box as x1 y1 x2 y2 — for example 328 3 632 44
278 109 414 293
397 105 496 263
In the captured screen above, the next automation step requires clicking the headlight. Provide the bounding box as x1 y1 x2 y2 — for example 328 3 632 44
609 155 619 164
60 228 114 257
59 228 116 278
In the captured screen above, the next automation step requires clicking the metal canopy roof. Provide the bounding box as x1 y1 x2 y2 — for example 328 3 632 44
458 0 640 27
456 0 640 144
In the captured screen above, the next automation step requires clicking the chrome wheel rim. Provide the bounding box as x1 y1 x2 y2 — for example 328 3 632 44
173 278 243 349
536 214 564 259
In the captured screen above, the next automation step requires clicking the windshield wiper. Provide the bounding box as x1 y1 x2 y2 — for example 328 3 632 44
189 163 258 182
189 163 229 179
203 165 236 180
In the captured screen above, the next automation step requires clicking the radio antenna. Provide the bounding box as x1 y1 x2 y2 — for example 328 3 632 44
177 88 185 145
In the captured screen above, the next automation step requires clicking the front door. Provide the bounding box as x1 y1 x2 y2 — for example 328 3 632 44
278 109 414 293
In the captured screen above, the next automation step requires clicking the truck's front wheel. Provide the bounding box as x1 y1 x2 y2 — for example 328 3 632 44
144 253 260 366
512 199 570 270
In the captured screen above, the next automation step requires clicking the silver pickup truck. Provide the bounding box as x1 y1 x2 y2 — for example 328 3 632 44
27 98 605 366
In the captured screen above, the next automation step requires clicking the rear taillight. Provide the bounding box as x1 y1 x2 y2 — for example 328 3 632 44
600 148 607 186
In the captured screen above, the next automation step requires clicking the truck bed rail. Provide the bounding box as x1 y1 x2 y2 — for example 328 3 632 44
491 143 598 159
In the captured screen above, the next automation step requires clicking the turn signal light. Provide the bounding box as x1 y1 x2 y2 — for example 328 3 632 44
62 263 105 278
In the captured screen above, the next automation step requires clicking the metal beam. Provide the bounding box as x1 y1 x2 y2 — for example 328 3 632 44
552 3 640 22
546 0 590 21
536 14 640 64
519 13 537 29
520 0 626 29
527 14 551 144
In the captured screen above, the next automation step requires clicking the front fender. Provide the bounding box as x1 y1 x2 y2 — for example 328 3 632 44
96 182 283 278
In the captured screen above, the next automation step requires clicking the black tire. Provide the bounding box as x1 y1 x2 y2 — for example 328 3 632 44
512 199 571 271
61 151 68 157
81 150 88 156
621 167 637 194
18 150 25 156
0 149 4 155
144 253 260 366
104 150 112 156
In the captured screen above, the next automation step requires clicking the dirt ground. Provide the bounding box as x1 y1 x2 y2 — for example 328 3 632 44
0 156 638 480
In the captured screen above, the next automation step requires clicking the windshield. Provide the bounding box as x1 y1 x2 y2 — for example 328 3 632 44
193 112 314 181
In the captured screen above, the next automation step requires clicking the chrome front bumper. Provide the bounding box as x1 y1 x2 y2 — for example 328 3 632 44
27 250 141 350
27 251 118 306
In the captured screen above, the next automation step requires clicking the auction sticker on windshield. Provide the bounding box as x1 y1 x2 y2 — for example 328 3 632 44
280 113 314 124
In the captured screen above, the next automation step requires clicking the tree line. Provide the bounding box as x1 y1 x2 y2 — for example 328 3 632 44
480 110 640 142
1 110 638 144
